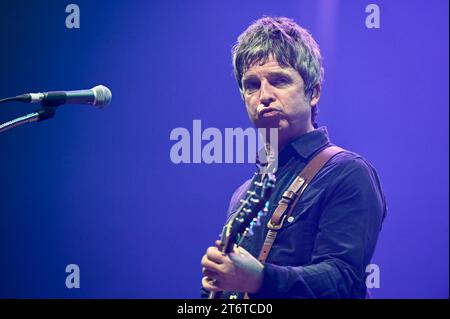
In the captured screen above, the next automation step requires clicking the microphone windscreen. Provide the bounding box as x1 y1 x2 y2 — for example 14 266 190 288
92 85 112 107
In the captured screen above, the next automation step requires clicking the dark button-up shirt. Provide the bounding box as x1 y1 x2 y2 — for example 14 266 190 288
203 127 386 298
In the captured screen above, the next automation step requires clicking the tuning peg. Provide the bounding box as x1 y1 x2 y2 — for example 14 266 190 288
262 208 268 214
239 199 249 205
245 227 254 237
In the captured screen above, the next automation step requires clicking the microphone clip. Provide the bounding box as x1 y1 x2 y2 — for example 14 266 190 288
36 107 56 122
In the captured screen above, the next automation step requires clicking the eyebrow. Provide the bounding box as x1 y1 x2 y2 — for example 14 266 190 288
242 70 292 83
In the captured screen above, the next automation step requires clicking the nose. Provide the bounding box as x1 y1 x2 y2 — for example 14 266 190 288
259 80 275 106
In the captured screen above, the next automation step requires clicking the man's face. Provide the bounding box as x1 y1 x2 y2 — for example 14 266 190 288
241 57 320 147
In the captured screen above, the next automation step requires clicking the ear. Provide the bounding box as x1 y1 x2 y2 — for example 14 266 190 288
309 83 321 108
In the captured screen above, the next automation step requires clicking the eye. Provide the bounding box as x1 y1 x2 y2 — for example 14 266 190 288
271 77 291 87
243 80 260 94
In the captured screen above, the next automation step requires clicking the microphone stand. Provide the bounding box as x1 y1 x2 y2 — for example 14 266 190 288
0 104 58 134
1 85 110 134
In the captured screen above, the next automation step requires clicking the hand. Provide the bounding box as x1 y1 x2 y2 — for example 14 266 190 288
201 240 264 293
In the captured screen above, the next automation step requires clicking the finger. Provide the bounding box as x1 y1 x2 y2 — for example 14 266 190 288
215 240 223 248
202 276 221 292
201 255 222 273
202 265 220 277
206 246 226 264
203 269 220 279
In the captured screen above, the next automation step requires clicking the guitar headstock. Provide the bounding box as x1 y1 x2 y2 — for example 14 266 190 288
219 172 276 254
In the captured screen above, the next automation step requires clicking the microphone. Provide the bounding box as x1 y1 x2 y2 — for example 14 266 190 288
14 85 112 108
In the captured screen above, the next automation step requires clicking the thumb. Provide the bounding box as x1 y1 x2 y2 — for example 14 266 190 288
233 244 251 256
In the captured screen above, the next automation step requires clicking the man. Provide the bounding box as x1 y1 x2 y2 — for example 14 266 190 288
201 16 386 298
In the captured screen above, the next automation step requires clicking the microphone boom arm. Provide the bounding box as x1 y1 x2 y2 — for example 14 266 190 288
0 107 56 134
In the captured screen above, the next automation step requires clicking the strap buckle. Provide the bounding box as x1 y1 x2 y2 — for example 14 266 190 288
267 214 287 230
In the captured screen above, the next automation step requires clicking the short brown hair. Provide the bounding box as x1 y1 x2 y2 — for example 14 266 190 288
232 16 324 127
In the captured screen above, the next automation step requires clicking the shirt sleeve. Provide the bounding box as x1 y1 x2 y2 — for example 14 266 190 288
249 158 387 298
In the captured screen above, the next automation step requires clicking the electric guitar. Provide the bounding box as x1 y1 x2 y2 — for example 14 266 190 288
208 172 276 299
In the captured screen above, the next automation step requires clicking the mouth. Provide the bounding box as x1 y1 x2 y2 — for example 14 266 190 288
258 107 281 118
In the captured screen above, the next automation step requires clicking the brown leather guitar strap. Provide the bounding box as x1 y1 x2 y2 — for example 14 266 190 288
242 146 344 299
258 145 345 263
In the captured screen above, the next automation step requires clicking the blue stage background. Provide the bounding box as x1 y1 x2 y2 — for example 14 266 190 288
0 0 448 298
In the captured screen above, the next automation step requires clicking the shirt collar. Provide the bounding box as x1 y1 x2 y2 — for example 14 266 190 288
288 126 331 160
255 126 332 170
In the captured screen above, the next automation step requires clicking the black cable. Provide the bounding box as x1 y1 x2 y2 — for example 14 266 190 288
0 96 19 104
0 94 31 104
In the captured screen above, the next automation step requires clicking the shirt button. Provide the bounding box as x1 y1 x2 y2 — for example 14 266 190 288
287 216 294 223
